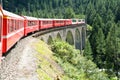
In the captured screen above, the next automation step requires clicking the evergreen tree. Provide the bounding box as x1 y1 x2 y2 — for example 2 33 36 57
104 21 113 38
90 14 104 54
90 14 106 68
64 7 75 19
94 28 106 68
105 24 119 77
104 9 115 23
84 39 93 60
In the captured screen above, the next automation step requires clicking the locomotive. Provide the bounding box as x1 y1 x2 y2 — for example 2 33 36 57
0 6 85 61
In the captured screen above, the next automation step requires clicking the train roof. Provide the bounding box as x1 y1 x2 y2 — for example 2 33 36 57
23 16 38 20
53 19 65 20
2 10 24 19
38 18 53 21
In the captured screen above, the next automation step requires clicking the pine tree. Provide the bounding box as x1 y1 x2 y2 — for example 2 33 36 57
84 39 93 60
90 14 103 54
64 7 75 19
90 14 106 68
94 28 106 68
105 24 119 77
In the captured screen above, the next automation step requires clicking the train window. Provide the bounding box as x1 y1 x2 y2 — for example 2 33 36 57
11 20 13 31
28 21 30 26
13 20 15 31
8 19 10 33
10 19 12 32
15 20 17 30
20 20 23 28
43 21 52 25
72 19 76 22
20 21 22 28
28 21 33 26
17 20 19 29
8 19 12 33
34 21 37 25
82 19 85 22
78 20 81 22
27 20 38 27
43 21 47 25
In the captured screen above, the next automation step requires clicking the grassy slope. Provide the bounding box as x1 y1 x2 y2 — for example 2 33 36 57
33 40 110 80
34 40 69 80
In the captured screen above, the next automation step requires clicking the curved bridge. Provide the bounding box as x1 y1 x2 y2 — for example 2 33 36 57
35 24 86 50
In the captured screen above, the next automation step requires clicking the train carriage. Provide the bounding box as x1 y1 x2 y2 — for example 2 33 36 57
2 10 24 53
64 19 72 26
53 19 65 27
39 18 53 29
0 7 3 60
78 19 85 24
23 16 39 36
81 19 85 24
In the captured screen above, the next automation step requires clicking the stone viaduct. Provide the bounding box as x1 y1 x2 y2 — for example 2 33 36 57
38 24 86 50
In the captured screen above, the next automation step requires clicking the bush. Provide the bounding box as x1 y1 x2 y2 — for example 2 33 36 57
51 40 110 80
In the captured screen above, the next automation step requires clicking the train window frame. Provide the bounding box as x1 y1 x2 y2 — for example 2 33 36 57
27 20 38 27
15 19 17 30
20 20 23 28
9 19 14 33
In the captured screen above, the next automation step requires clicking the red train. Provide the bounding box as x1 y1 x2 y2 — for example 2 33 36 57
0 6 85 61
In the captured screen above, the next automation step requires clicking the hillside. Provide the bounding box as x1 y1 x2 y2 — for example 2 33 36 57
35 40 110 80
2 0 120 78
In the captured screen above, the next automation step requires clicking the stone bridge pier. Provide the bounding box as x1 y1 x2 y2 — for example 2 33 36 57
39 24 86 50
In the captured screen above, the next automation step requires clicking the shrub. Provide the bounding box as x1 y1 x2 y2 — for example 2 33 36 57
51 40 110 80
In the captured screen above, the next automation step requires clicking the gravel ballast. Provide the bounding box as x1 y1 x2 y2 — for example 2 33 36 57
0 36 39 80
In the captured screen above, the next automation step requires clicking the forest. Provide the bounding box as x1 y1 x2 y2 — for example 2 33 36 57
2 0 120 79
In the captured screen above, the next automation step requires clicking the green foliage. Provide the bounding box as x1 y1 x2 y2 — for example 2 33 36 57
64 7 75 19
86 24 93 37
3 0 86 18
51 40 109 80
87 24 92 31
105 24 120 78
51 40 80 64
94 28 106 68
84 39 93 60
